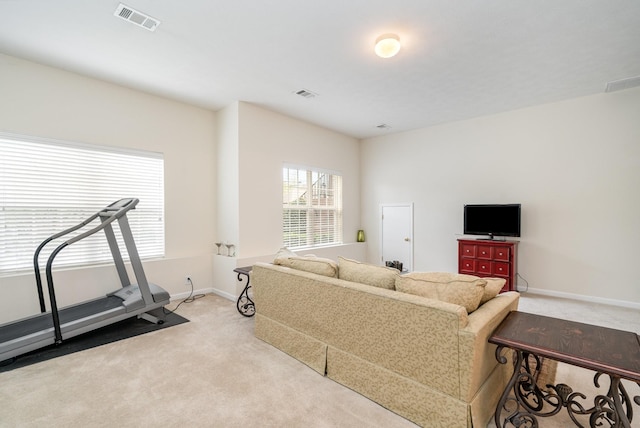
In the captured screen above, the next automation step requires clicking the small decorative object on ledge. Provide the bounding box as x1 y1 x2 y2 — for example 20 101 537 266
357 229 365 242
215 242 237 257
226 243 235 257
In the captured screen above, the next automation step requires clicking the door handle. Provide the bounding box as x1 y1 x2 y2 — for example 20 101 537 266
404 237 410 242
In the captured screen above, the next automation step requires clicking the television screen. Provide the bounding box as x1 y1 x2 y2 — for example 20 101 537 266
463 204 521 238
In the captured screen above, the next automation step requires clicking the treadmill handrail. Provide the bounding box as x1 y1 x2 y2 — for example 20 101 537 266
32 198 139 313
45 242 68 343
42 199 143 343
66 202 137 246
33 212 100 313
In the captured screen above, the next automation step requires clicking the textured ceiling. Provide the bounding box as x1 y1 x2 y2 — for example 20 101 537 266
0 1 639 138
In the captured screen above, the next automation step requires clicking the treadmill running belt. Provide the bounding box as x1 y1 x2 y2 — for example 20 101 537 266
0 296 123 343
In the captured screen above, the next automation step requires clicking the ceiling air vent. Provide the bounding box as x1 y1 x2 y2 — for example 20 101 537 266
294 89 318 99
605 76 640 93
114 3 160 32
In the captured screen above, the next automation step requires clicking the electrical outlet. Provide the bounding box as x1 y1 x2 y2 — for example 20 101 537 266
185 276 192 285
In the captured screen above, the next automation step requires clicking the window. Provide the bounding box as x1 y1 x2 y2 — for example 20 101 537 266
282 165 342 248
0 133 164 273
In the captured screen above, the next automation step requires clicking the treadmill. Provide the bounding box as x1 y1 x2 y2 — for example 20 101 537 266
0 198 170 362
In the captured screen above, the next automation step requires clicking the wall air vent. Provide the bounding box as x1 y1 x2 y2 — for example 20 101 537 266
294 89 318 99
114 3 160 32
605 76 640 93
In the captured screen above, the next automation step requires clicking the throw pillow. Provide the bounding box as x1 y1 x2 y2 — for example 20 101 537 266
395 272 487 313
273 247 338 278
337 256 399 290
481 277 506 304
404 272 505 306
273 247 298 264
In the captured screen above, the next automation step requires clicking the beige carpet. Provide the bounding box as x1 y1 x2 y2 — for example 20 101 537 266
0 293 638 427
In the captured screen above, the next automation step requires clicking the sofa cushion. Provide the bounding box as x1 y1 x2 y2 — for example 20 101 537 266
273 247 338 278
396 272 487 313
338 256 399 290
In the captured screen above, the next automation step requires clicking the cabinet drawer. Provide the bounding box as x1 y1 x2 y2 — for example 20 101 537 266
460 244 476 258
477 261 492 274
477 245 493 260
493 247 510 261
493 262 510 277
459 259 476 274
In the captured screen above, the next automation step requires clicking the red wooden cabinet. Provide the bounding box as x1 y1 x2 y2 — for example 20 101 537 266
458 239 518 292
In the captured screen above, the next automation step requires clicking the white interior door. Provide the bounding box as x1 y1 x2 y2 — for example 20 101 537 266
380 204 413 272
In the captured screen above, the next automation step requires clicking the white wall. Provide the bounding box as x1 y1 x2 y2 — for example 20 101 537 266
215 102 240 247
361 88 640 306
237 102 361 257
0 54 217 323
210 101 364 299
211 102 241 300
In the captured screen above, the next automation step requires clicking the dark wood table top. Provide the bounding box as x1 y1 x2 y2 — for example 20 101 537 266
233 266 252 275
489 311 640 382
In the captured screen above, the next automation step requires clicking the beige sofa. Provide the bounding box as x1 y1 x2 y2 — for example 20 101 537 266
252 260 519 428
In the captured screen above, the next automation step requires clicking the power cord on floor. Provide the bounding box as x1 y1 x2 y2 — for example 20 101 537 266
163 277 205 315
515 272 529 292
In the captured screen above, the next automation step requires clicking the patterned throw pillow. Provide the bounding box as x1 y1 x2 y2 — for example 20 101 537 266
395 272 487 313
273 247 298 263
480 277 506 304
337 256 400 290
273 247 338 278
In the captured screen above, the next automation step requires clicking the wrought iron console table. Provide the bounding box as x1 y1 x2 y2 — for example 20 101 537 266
234 266 254 317
489 311 640 428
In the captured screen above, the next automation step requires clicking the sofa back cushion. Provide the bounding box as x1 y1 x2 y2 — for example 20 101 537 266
274 247 338 278
338 256 399 290
396 272 487 313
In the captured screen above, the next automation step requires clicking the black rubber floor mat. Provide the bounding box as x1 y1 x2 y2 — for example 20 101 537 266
0 312 188 372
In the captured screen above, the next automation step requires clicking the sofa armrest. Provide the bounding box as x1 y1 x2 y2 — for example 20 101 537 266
458 291 520 401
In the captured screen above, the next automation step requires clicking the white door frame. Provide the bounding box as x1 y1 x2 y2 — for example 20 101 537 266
379 203 414 271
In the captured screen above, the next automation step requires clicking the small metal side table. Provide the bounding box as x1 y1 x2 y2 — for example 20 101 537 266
234 266 254 317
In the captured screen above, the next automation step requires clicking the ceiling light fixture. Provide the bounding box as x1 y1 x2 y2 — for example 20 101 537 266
375 34 401 58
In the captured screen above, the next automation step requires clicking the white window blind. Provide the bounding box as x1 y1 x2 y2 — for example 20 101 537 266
0 133 164 273
283 165 342 248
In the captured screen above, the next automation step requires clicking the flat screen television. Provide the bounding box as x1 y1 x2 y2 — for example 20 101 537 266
463 204 521 239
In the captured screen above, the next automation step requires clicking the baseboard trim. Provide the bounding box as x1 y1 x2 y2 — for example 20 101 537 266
208 288 236 302
522 287 640 310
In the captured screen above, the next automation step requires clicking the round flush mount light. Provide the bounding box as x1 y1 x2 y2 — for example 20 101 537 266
375 33 401 58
